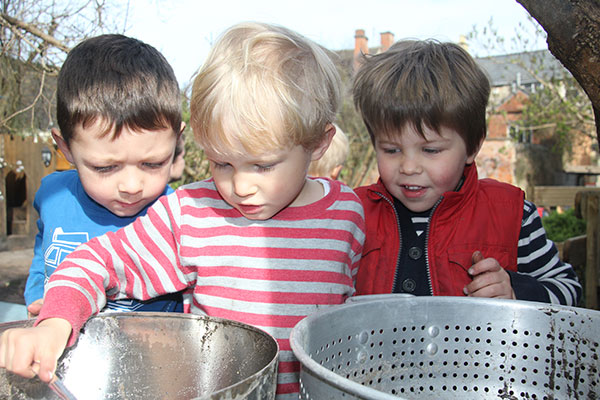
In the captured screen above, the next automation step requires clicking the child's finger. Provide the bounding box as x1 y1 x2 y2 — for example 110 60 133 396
468 257 501 276
27 300 43 319
36 358 57 383
464 267 515 299
0 332 7 368
0 329 18 371
468 251 486 276
29 360 41 378
1 329 37 378
471 250 484 265
465 271 494 294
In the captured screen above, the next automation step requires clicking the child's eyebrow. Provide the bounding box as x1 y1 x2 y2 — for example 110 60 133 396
81 154 119 164
249 156 280 164
378 138 401 146
424 135 452 143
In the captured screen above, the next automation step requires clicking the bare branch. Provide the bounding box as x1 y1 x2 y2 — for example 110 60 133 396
0 69 47 129
0 13 70 53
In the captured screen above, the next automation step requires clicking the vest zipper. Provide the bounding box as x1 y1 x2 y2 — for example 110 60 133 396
424 197 443 296
372 190 403 292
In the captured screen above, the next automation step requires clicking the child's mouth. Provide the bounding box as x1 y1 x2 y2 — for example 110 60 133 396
401 185 426 198
238 204 263 215
118 200 142 208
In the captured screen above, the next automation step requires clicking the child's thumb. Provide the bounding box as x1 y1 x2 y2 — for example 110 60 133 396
471 250 484 265
27 302 43 318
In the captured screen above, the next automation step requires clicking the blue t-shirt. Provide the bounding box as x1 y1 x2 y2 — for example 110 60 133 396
24 170 182 312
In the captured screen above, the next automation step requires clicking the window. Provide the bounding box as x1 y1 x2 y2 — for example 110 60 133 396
509 125 532 143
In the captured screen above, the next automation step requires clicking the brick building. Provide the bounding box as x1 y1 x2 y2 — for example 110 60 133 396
476 49 599 191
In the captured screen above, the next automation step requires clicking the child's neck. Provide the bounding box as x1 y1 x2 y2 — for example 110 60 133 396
289 178 324 208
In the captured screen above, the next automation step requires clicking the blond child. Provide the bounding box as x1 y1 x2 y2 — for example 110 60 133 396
0 23 365 400
23 34 184 318
308 124 350 180
352 39 581 305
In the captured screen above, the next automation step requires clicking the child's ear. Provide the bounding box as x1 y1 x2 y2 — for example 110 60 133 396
311 123 336 161
330 164 343 180
466 136 485 164
51 128 74 164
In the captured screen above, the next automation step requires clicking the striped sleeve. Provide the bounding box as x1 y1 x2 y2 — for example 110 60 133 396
37 192 192 341
510 200 582 306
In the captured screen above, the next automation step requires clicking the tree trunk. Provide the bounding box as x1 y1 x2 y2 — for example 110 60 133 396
516 0 600 142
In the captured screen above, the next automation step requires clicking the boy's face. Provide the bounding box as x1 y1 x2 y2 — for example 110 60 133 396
375 124 479 213
54 120 177 217
205 144 316 220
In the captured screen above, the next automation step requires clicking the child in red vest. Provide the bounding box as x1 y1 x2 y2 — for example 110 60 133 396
352 39 581 306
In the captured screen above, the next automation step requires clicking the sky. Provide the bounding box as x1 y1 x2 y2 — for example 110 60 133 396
123 0 546 88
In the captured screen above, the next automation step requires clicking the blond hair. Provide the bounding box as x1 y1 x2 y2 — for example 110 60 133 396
190 22 341 156
308 125 349 178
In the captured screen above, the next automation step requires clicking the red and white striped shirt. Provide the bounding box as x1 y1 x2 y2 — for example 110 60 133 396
39 178 365 399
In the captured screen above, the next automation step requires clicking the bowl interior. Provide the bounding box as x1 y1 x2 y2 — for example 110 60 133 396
0 312 278 400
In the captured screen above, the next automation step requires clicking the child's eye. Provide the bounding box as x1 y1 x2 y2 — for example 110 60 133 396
423 148 441 154
211 161 230 169
93 165 115 173
383 148 400 154
255 164 275 172
143 161 166 169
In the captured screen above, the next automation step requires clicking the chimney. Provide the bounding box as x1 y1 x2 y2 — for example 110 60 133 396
380 31 394 52
354 29 369 73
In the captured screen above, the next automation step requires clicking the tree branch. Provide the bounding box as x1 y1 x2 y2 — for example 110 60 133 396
0 70 47 129
0 13 70 53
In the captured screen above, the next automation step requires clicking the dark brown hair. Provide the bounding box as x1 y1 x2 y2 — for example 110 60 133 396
353 40 490 155
56 34 181 144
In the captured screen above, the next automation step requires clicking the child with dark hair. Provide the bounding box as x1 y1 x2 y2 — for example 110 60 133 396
24 34 184 317
353 39 581 306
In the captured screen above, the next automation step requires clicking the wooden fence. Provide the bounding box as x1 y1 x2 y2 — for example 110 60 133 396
530 186 600 309
528 185 600 210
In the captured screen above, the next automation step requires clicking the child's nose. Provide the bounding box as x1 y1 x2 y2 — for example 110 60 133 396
117 171 143 195
232 173 257 198
399 155 422 175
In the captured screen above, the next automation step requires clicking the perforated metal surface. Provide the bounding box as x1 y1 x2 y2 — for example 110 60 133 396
290 296 600 399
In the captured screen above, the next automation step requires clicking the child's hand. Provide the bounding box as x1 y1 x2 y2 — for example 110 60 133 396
0 318 71 382
27 299 44 318
463 251 516 299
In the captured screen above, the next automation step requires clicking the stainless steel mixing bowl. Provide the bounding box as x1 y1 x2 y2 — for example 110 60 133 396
0 312 279 399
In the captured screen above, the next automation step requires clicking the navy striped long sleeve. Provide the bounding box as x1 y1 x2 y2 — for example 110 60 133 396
509 200 582 306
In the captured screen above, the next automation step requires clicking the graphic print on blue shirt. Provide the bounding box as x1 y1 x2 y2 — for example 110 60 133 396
43 227 89 283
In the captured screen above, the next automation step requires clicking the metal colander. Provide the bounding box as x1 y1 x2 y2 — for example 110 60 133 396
290 295 600 399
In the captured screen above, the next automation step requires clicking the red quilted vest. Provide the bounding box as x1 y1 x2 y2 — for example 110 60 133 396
355 163 524 296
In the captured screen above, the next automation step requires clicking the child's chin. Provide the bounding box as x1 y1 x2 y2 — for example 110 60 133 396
402 200 434 213
241 212 271 221
239 208 277 221
110 205 145 218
